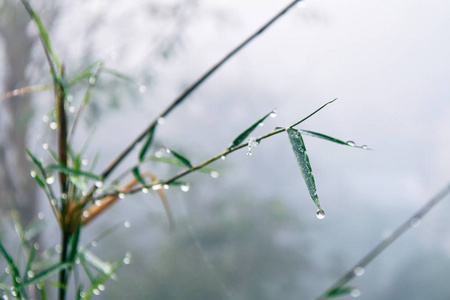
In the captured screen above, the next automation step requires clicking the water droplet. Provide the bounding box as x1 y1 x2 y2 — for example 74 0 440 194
155 150 164 158
76 258 81 264
270 110 277 118
221 155 226 160
15 277 21 284
69 105 76 113
42 115 49 123
38 212 44 219
118 193 125 199
142 187 149 193
93 289 100 295
30 170 37 178
46 174 55 184
123 256 131 265
152 184 162 191
180 184 190 192
61 193 67 200
3 293 9 299
95 181 104 188
67 94 74 102
165 148 171 154
247 137 259 156
49 122 57 130
316 209 325 219
4 267 10 274
353 266 365 276
210 171 220 179
351 288 361 298
361 145 368 149
163 184 170 190
50 199 57 206
11 291 17 297
139 85 147 93
82 158 89 166
91 241 97 247
79 291 85 298
94 200 102 207
82 211 90 218
82 191 88 196
410 217 421 227
157 117 165 125
55 244 62 253
346 140 356 147
89 77 96 85
42 143 49 150
123 221 131 228
27 270 35 278
98 284 105 291
33 243 40 250
258 122 264 127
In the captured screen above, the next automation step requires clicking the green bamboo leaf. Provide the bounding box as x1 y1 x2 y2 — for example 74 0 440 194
102 68 136 84
26 148 46 174
165 147 192 168
23 262 71 285
31 172 46 188
299 129 370 149
286 128 322 211
228 110 275 150
132 167 147 185
69 60 104 87
27 6 60 70
77 251 115 278
46 164 102 180
83 261 122 299
325 286 355 298
139 124 157 162
148 156 217 174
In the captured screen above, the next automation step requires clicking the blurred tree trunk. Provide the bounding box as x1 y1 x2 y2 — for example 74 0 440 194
0 1 37 226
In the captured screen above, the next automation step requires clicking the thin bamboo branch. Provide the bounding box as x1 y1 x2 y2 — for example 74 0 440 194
314 182 450 300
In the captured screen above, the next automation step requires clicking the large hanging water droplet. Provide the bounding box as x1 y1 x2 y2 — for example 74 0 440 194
270 110 277 118
346 140 356 147
353 266 365 276
316 209 325 219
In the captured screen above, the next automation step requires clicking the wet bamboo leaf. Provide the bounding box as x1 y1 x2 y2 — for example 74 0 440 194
83 261 122 299
26 148 46 175
325 286 355 298
148 156 217 174
286 128 322 210
139 124 157 162
69 61 104 87
23 262 71 285
165 147 192 168
78 251 115 278
32 173 46 188
299 129 370 149
132 167 147 185
228 110 275 150
46 164 102 180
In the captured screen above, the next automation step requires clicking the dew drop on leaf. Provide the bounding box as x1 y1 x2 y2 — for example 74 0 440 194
89 77 96 85
157 117 165 125
38 212 44 219
361 145 368 149
123 221 131 228
49 122 57 130
316 209 325 219
46 174 55 184
93 289 100 296
346 140 356 147
27 271 35 278
270 110 277 118
98 284 105 292
30 170 37 178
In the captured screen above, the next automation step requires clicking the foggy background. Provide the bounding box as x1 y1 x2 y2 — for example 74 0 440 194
1 0 450 299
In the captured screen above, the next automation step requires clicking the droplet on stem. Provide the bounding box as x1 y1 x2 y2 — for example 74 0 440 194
30 170 37 178
46 174 55 184
142 187 149 193
163 184 170 190
95 180 104 188
152 184 162 190
316 209 325 219
157 117 165 125
118 193 125 199
221 155 226 160
180 184 190 192
353 266 365 276
89 77 96 85
49 122 57 130
270 110 277 118
361 145 368 149
42 143 49 150
346 140 356 147
42 115 49 123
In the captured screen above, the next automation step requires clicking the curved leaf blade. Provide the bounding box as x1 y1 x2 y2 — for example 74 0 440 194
46 164 102 180
299 129 370 149
228 110 275 150
286 128 321 210
166 148 192 168
138 124 157 162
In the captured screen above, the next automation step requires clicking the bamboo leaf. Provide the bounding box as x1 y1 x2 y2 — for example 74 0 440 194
139 124 157 162
148 156 217 174
165 148 192 168
69 60 104 87
286 128 322 210
23 262 71 285
228 110 275 149
131 167 147 185
83 261 122 299
299 129 370 149
26 148 46 175
46 164 102 180
102 68 136 84
77 251 115 278
325 286 355 298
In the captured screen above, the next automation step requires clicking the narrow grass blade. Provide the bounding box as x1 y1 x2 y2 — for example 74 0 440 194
69 60 104 87
165 148 192 168
286 128 322 210
83 261 122 299
102 68 136 84
132 167 147 185
148 156 217 174
46 164 102 180
299 129 370 149
77 251 115 278
228 110 275 150
26 148 46 174
138 124 157 162
23 262 71 285
23 218 46 241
